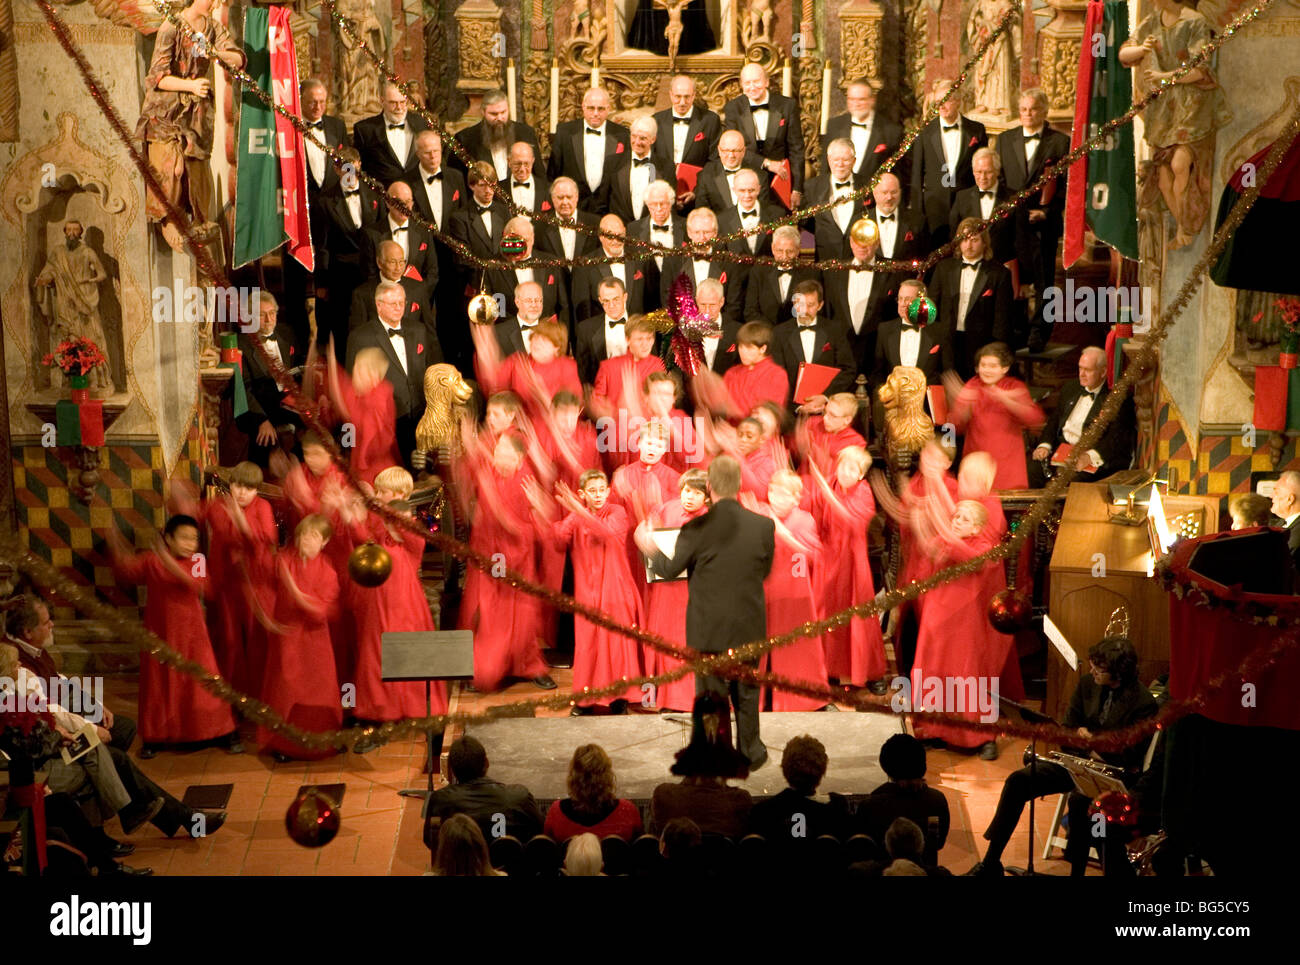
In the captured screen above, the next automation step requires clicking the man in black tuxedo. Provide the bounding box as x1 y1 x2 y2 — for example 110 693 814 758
448 161 511 262
824 225 899 376
722 63 805 209
997 88 1070 351
716 168 783 261
950 147 1023 266
453 89 543 183
317 148 382 359
744 226 820 324
769 280 857 412
870 173 929 265
627 180 685 311
692 278 742 378
805 138 873 261
570 213 649 322
505 142 552 215
1029 346 1135 486
547 87 630 213
235 293 301 467
480 216 571 329
929 221 1013 378
603 116 663 225
574 275 632 385
653 74 722 209
349 240 437 334
361 182 438 293
345 280 442 461
873 279 947 390
910 78 988 249
493 280 547 359
405 131 466 369
658 207 742 322
1270 472 1300 574
300 80 349 202
636 456 775 769
693 130 757 213
351 82 430 187
822 80 904 187
535 176 602 263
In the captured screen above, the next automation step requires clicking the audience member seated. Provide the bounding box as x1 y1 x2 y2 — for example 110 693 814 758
857 733 950 867
884 817 952 876
425 736 543 843
659 817 705 878
426 813 505 876
649 694 754 839
543 743 645 844
1028 346 1136 486
746 735 849 846
563 833 605 876
1229 492 1272 530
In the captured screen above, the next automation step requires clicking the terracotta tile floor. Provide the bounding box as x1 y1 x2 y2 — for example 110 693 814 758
102 673 1097 876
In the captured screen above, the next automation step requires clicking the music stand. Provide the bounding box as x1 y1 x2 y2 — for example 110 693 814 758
381 630 475 801
997 695 1058 877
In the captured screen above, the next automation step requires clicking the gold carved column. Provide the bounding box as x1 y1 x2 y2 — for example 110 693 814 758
524 0 550 154
797 0 823 173
455 0 504 119
1038 0 1088 126
839 0 884 88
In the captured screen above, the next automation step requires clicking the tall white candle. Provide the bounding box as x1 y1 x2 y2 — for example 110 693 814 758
782 63 792 97
820 62 832 134
507 58 517 119
591 66 599 88
550 60 559 133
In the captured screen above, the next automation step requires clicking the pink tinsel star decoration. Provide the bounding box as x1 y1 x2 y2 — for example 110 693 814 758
668 273 720 377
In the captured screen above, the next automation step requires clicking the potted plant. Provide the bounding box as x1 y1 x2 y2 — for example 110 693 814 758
41 336 107 401
1277 297 1300 370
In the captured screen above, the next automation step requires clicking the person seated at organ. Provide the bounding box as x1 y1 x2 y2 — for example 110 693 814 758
1029 346 1136 486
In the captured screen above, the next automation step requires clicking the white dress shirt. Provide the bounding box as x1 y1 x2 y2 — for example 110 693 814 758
777 268 793 303
474 204 494 240
584 123 607 190
604 316 628 359
382 322 409 374
258 332 284 369
737 206 761 252
749 100 770 142
956 260 980 332
723 167 741 205
1023 126 1043 167
798 320 817 362
1061 385 1103 466
899 326 921 368
940 119 962 174
514 266 536 289
702 332 721 370
876 210 899 258
388 216 410 260
629 154 653 220
671 112 691 164
692 258 711 286
610 262 627 285
849 113 872 171
419 166 445 230
491 143 509 181
385 119 410 168
511 178 536 212
649 221 673 269
831 179 855 232
517 316 540 353
979 189 996 221
305 119 327 187
848 261 875 333
345 190 363 230
559 222 577 260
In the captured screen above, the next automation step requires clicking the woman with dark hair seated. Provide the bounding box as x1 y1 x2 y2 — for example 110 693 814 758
649 693 754 838
967 636 1158 877
427 813 505 877
543 744 644 844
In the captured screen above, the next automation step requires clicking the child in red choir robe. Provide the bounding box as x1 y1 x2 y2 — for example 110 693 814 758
590 317 665 421
745 470 831 711
797 393 866 480
475 320 582 427
945 342 1044 491
808 446 887 689
612 422 681 607
643 470 709 712
199 461 278 698
909 500 1024 758
643 371 694 473
108 515 240 756
259 515 342 762
722 321 789 422
281 430 349 526
328 347 401 486
339 467 448 751
459 433 551 692
735 417 779 497
533 471 644 714
539 391 602 488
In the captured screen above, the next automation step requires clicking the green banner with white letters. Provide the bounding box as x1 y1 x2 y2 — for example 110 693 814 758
233 7 287 268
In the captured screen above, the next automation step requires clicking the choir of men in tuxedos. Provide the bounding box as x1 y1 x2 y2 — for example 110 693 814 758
910 78 987 249
548 87 631 213
823 80 904 187
744 226 820 325
722 64 805 209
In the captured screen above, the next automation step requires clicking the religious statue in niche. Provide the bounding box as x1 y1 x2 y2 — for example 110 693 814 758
967 0 1019 117
135 0 245 253
335 0 388 125
626 0 717 56
1120 0 1231 251
740 0 773 49
33 220 116 394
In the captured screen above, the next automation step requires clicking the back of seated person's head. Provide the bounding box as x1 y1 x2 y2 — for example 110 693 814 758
879 733 927 784
781 734 828 796
563 833 604 876
882 858 927 876
884 817 926 862
433 813 494 876
568 743 617 815
660 817 702 861
448 736 489 782
1230 492 1272 529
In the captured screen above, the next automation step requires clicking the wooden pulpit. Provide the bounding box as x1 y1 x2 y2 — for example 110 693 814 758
1044 482 1220 720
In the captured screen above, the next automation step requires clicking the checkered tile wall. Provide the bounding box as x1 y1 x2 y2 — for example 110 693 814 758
1153 392 1300 496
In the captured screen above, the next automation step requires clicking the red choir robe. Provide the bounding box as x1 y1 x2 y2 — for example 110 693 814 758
201 494 277 697
810 478 887 685
535 420 601 649
592 354 666 415
897 470 960 612
482 353 583 426
759 503 831 711
340 378 401 486
459 467 547 690
799 417 866 479
113 549 236 744
723 357 788 422
611 458 682 604
910 528 1025 748
259 548 342 759
552 503 644 708
643 499 705 711
739 446 778 497
347 512 447 720
951 376 1042 491
283 461 348 532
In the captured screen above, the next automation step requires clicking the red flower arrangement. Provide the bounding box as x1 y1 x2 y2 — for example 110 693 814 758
42 336 107 377
1276 297 1300 368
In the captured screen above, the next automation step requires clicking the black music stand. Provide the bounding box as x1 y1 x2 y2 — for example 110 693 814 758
381 630 475 801
997 695 1058 877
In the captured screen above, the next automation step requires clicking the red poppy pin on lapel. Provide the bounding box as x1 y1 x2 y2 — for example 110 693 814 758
929 344 940 354
874 143 888 153
542 201 551 211
969 136 979 147
547 274 555 285
694 131 705 142
634 270 643 279
417 343 424 354
905 231 914 241
720 271 727 283
411 302 419 311
453 189 460 201
779 117 786 127
616 142 625 154
419 242 427 251
982 288 993 297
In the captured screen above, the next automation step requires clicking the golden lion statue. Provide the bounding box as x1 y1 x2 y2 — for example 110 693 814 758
412 363 474 470
878 365 934 467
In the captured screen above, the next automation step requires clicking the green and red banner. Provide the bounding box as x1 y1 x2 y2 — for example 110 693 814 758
55 399 104 446
1064 0 1139 267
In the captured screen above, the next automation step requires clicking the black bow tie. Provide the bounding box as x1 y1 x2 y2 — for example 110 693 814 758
901 322 921 332
778 268 791 276
749 102 769 112
674 116 690 124
942 124 959 132
651 223 671 232
981 190 995 198
741 209 758 220
385 326 404 338
1024 132 1041 141
308 120 324 129
425 172 441 182
586 127 603 136
879 213 895 222
513 181 530 189
388 122 405 131
475 204 492 214
259 333 277 343
833 181 851 190
391 225 408 233
797 322 817 330
963 261 980 271
851 120 869 129
632 157 653 167
520 320 538 330
607 318 626 327
343 189 360 198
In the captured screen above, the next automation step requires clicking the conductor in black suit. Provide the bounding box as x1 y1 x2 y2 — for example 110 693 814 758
909 78 988 248
1029 346 1135 487
722 64 805 209
636 456 775 769
1270 472 1300 574
822 80 905 188
351 82 430 188
345 281 442 462
547 87 630 213
453 89 543 182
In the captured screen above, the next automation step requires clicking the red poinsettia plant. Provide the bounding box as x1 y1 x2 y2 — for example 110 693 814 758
42 336 107 376
1277 297 1300 337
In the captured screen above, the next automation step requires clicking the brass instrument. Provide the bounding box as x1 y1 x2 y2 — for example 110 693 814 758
1021 746 1128 782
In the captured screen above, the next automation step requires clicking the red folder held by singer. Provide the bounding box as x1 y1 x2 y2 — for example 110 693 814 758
676 163 702 197
927 385 948 427
794 362 840 404
770 159 793 210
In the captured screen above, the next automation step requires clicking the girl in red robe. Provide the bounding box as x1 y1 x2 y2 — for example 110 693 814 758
475 320 582 428
259 515 342 761
109 516 239 755
535 470 644 713
328 347 401 487
946 342 1044 491
643 470 709 712
748 470 831 711
808 446 887 688
909 500 1025 757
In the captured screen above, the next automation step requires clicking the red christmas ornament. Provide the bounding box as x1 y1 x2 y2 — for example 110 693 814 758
1089 790 1138 829
285 788 341 848
987 588 1032 633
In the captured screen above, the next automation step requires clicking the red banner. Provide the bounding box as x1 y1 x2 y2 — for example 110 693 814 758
268 7 313 271
1063 0 1103 268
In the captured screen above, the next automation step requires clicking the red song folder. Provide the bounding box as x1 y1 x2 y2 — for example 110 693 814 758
771 159 793 210
927 385 948 427
676 163 702 196
794 362 840 404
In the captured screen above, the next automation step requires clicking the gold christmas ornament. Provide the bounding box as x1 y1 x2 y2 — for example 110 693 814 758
850 218 880 248
348 541 393 587
467 291 500 326
644 308 675 334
